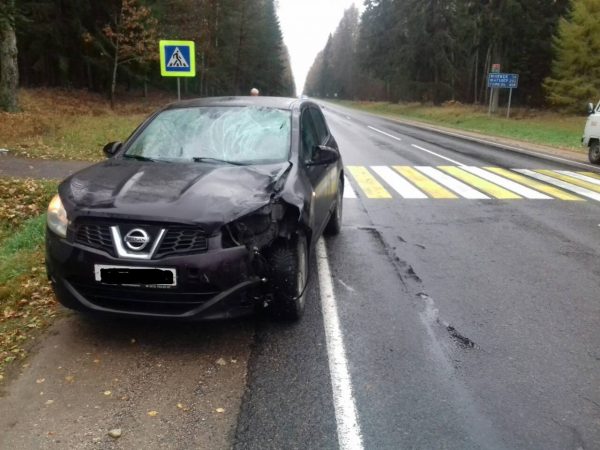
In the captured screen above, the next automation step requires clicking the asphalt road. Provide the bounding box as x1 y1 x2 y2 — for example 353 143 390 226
2 103 600 449
235 103 600 449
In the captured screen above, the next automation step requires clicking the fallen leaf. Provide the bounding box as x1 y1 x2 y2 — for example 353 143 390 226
147 410 158 417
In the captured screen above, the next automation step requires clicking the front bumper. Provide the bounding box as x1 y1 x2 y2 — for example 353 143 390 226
45 229 263 320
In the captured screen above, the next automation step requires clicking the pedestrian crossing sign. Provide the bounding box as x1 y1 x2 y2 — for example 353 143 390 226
159 40 196 77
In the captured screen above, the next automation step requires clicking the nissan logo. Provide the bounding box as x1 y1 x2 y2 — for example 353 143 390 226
124 228 151 251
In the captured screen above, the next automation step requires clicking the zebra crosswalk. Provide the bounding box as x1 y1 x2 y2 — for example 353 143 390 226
344 166 600 202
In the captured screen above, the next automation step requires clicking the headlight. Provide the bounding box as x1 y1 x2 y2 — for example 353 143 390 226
47 194 68 238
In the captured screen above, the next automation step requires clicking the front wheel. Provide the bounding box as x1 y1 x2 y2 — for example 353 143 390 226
589 142 600 165
267 234 308 321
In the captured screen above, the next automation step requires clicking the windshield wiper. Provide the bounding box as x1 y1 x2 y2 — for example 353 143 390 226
192 157 247 166
123 154 159 162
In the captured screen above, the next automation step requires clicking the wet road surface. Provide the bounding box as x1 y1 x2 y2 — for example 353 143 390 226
235 103 600 449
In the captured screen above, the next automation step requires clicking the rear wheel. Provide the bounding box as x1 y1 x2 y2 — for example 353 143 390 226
324 179 343 236
589 141 600 164
267 234 308 321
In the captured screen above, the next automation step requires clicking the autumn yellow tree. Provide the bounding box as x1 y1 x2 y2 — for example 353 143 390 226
84 0 158 108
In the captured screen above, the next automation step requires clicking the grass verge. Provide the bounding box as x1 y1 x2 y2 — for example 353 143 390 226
0 88 169 161
336 101 585 152
0 178 60 383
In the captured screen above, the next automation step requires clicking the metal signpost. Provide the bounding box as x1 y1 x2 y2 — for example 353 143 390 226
159 40 196 101
487 73 519 119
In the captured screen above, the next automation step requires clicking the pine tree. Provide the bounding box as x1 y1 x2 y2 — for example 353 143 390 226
544 0 600 111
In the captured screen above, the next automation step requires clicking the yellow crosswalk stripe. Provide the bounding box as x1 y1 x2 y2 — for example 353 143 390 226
577 171 600 181
485 168 583 201
393 166 457 199
439 166 521 199
536 170 600 194
346 166 392 199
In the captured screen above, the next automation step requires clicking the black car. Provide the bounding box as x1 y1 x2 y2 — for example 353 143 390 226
45 97 344 321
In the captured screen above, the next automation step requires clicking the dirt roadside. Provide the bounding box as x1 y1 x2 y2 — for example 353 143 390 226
0 315 253 449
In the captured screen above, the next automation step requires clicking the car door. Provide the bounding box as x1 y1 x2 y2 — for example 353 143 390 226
301 106 331 234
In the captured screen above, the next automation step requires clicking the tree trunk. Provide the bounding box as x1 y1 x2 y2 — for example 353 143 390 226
110 40 119 109
233 0 247 95
0 2 19 112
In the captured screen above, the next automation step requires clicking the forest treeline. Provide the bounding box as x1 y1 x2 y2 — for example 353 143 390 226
0 0 295 110
305 0 599 110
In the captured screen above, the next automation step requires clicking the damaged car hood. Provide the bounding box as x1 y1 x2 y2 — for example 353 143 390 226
59 159 295 233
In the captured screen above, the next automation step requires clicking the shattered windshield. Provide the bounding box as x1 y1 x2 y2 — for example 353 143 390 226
125 106 292 164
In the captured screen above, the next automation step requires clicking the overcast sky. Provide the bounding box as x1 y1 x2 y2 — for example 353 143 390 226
278 0 363 94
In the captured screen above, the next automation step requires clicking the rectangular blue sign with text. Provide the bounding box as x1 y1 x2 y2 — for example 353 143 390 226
487 73 519 89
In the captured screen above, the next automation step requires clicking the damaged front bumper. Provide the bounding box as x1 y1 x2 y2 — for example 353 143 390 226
45 229 265 320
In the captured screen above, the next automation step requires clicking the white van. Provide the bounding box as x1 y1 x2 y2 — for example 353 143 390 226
583 102 600 164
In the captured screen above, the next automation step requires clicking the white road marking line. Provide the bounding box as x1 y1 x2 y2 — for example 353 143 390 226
317 239 364 450
461 166 552 199
515 169 600 201
411 145 465 165
415 166 490 199
367 124 466 165
367 125 402 141
344 176 357 199
371 166 428 199
556 171 600 186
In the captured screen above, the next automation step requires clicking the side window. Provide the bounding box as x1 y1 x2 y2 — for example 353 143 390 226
309 107 329 144
301 109 318 162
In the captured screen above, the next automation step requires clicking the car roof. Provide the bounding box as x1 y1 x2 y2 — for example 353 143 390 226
164 96 307 111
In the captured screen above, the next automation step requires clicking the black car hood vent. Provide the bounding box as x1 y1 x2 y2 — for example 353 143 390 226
60 160 301 234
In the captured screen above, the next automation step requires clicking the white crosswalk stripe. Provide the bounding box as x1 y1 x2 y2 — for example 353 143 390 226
414 166 490 199
371 166 428 199
556 171 600 186
460 166 552 199
515 169 600 201
344 176 357 199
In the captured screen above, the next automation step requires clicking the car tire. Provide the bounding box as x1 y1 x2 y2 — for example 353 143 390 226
324 180 343 236
589 141 600 165
267 234 308 321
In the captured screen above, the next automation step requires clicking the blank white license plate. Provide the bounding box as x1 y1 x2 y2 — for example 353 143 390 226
94 265 177 288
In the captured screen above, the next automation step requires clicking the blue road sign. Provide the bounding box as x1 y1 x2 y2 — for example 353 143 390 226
159 40 196 77
487 73 519 89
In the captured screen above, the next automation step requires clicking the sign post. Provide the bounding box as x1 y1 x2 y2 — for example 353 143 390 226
159 40 196 101
487 73 519 119
488 64 501 116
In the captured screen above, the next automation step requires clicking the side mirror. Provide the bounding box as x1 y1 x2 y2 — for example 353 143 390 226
307 145 339 166
588 103 595 115
103 141 122 158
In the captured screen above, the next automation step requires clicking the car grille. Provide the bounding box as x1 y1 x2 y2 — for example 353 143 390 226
75 224 113 255
70 281 218 315
156 228 208 258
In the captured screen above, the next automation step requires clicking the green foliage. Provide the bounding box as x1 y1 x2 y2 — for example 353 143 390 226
14 0 294 99
307 0 570 107
544 0 600 111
